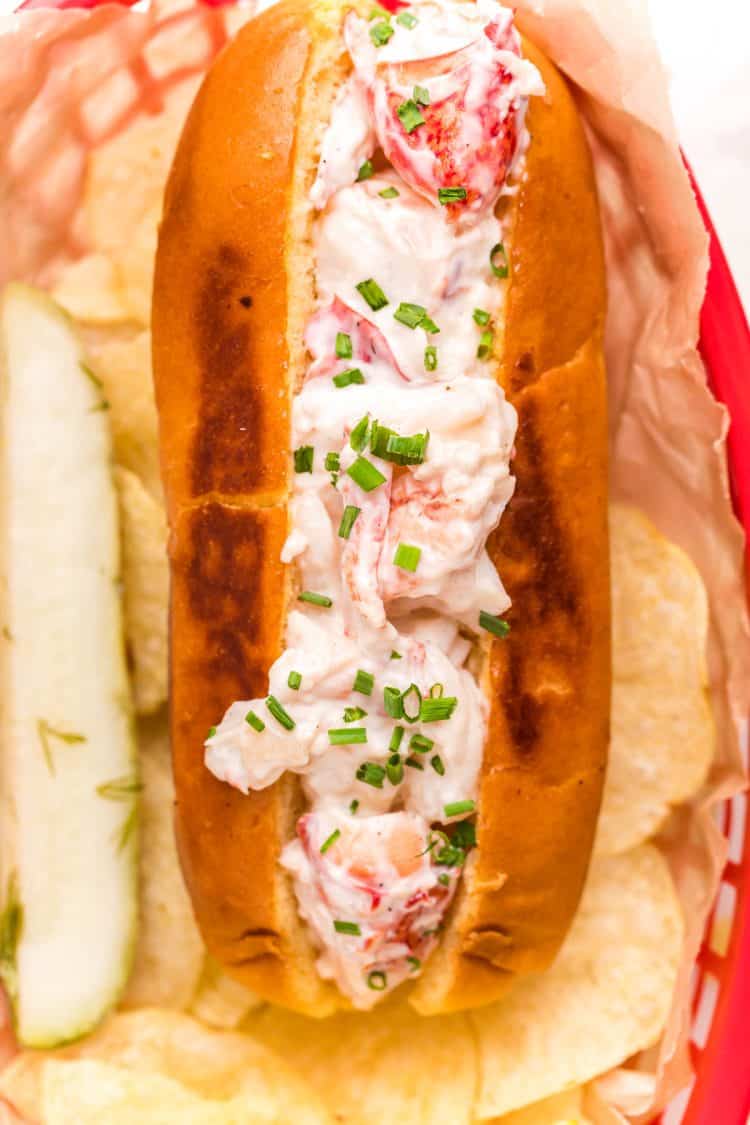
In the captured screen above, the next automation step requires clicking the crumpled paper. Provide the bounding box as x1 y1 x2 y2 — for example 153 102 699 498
0 0 748 1121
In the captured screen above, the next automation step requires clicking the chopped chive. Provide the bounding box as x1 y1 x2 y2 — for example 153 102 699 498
334 920 361 935
479 610 511 638
347 456 386 492
444 799 476 818
207 726 217 738
379 186 400 199
245 710 265 732
420 696 458 722
356 279 388 310
389 725 405 752
356 761 386 788
430 754 445 776
386 755 404 785
397 99 425 134
344 706 367 723
356 160 374 182
298 591 333 608
401 683 422 723
266 695 295 730
338 505 361 539
325 451 340 473
367 970 388 990
335 332 353 358
353 669 375 696
349 414 370 452
329 728 367 745
413 84 430 106
368 4 388 16
473 308 491 326
369 421 429 466
409 733 434 755
424 345 438 371
394 301 426 329
490 242 509 278
390 650 402 660
320 828 341 854
350 799 360 814
397 9 417 27
407 955 421 972
405 756 424 770
477 329 493 360
452 821 477 849
393 543 421 572
333 367 365 388
438 873 451 887
287 670 302 691
293 445 314 473
420 315 440 334
370 19 394 46
429 683 444 698
383 686 404 719
438 186 467 204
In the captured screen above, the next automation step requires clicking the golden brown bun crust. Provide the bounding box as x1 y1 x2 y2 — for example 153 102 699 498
411 40 609 1013
154 13 609 1016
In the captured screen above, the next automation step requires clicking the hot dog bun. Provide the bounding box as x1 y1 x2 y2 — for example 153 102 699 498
152 1 609 1017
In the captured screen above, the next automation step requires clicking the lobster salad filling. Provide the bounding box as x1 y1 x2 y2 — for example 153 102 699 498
206 0 543 1008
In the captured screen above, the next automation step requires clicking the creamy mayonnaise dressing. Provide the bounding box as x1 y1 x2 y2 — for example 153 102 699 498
206 0 542 1009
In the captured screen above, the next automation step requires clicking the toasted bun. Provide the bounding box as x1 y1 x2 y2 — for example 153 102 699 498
153 3 609 1017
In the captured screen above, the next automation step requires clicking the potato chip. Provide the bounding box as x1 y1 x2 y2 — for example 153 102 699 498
489 1087 591 1125
470 845 682 1119
0 1009 333 1124
115 468 168 715
50 254 131 326
248 994 477 1125
597 504 714 855
121 716 204 1010
84 81 198 325
191 957 262 1031
89 331 161 504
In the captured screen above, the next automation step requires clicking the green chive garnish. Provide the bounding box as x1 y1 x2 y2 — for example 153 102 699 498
349 414 370 452
266 695 295 730
397 100 425 134
386 755 404 785
367 970 388 990
401 683 422 723
353 669 374 696
350 799 360 814
298 591 333 608
393 543 421 572
356 762 386 788
409 732 434 754
329 728 367 745
338 505 361 539
356 279 388 310
245 710 264 732
207 726 217 738
405 756 424 770
325 451 340 473
334 920 361 935
473 308 491 326
293 445 314 473
379 186 400 199
413 84 430 105
389 725 405 752
438 186 467 204
370 20 394 46
438 873 450 886
397 10 417 27
452 821 477 849
333 368 365 388
430 754 445 776
344 706 367 723
336 332 353 358
420 696 458 722
407 956 421 972
346 456 386 492
391 650 402 660
369 421 429 465
479 610 510 638
490 242 509 278
356 161 374 182
383 686 403 719
444 799 476 818
477 329 493 360
424 345 437 371
287 670 302 691
320 828 341 854
394 302 427 329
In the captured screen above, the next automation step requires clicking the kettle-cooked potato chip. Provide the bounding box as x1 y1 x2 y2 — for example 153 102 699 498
115 468 168 715
51 253 132 326
470 845 682 1119
597 505 714 855
488 1086 591 1124
249 995 477 1125
120 717 204 1010
191 958 262 1031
